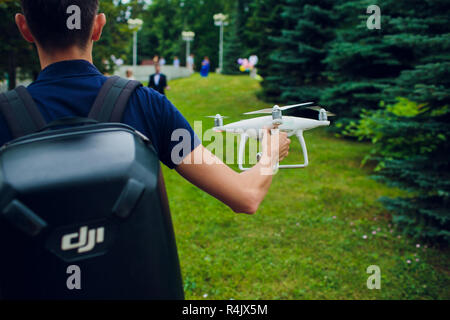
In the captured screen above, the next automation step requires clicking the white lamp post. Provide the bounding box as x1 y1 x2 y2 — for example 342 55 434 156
213 13 228 73
182 31 195 69
128 18 143 71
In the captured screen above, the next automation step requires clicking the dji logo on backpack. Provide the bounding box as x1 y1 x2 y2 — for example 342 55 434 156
61 226 105 253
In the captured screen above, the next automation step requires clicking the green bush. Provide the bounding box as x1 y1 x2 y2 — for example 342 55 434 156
350 98 450 244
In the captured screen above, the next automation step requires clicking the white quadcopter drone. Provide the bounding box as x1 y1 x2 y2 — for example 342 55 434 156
206 102 334 171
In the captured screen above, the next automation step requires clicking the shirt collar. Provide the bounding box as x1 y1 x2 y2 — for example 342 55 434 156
36 60 102 82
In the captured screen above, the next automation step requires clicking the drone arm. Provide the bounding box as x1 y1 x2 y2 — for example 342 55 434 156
278 130 309 169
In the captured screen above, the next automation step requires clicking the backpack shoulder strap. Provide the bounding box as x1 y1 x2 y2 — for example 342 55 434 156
89 76 142 123
0 86 46 139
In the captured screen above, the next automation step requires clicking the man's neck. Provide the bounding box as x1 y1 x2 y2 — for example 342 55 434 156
37 45 94 70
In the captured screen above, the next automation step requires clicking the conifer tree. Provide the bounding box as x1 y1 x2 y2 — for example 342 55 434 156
222 0 251 75
351 0 450 243
321 0 403 128
244 0 284 101
267 0 337 105
376 0 450 243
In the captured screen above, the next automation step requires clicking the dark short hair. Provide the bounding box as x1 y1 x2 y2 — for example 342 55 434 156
20 0 99 50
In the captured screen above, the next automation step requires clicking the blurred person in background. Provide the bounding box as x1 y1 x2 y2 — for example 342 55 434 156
200 56 210 78
148 63 169 95
125 69 135 80
173 56 180 68
187 53 195 72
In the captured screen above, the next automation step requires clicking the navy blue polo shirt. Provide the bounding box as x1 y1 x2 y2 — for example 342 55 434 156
0 60 200 169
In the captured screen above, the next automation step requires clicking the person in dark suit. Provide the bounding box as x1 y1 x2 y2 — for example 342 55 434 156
148 64 169 95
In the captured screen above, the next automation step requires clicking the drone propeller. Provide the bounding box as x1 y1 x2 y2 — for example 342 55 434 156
205 115 229 119
305 106 336 117
205 115 228 128
243 102 314 115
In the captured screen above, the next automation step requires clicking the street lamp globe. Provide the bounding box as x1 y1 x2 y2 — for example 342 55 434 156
127 18 143 32
213 13 228 26
182 31 195 42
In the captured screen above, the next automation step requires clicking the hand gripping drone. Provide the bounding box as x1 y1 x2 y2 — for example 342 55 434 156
207 102 334 171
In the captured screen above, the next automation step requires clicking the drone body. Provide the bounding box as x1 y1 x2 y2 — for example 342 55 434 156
214 115 330 139
206 103 334 171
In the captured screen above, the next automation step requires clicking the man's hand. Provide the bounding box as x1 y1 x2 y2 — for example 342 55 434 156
278 131 291 162
260 129 291 168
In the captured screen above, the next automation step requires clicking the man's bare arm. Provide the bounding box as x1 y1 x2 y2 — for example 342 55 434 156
176 130 290 214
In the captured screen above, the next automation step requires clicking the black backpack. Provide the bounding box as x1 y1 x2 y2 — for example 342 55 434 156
0 76 184 300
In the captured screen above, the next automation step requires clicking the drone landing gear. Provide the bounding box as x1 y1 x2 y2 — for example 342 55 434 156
238 131 309 172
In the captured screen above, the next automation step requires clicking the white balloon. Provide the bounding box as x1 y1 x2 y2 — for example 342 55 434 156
249 55 259 66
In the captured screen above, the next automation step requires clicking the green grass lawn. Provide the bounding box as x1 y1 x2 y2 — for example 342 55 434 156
163 73 449 300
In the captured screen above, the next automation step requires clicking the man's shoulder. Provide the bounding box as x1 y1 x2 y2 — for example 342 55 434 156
134 84 161 97
130 85 167 107
121 85 170 130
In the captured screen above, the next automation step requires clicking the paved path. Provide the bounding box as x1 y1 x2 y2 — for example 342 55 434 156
0 65 192 92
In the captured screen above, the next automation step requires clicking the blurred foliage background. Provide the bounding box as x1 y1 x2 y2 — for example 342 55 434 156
0 0 448 244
